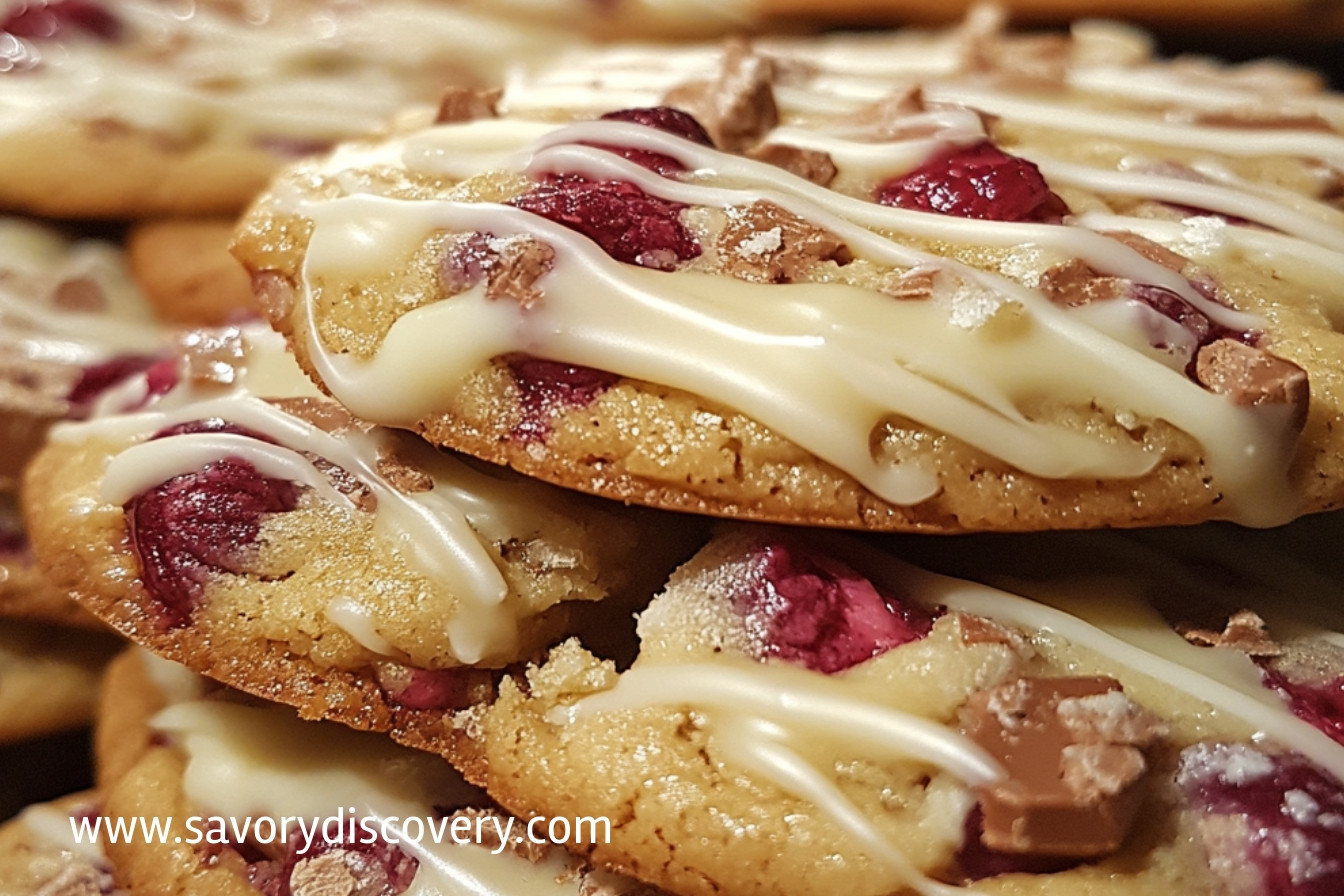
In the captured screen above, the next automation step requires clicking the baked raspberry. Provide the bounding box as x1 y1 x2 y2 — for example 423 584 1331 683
375 664 474 711
508 175 701 270
1259 662 1344 749
595 106 714 175
1177 743 1344 896
66 354 176 415
875 141 1069 223
734 539 940 674
126 422 300 628
1 0 121 40
507 355 620 444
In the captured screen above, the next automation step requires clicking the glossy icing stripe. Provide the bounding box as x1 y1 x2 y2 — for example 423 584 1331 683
555 661 1000 896
58 366 516 664
296 185 1297 523
154 700 588 896
921 84 1344 163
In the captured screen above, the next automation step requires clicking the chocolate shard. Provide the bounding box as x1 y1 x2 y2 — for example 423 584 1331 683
1178 608 1283 658
745 143 837 187
963 676 1166 858
435 86 503 125
1194 338 1310 430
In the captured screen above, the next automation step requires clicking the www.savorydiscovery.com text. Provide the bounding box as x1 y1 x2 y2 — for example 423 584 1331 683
70 808 612 856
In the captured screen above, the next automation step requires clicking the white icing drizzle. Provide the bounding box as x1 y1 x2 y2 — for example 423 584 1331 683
153 699 589 896
547 534 1344 890
921 84 1344 163
850 550 1344 783
294 151 1297 521
1036 157 1344 253
0 0 587 146
0 218 163 366
552 661 1000 896
53 328 583 665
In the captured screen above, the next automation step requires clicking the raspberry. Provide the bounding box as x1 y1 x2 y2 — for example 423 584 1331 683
375 664 478 711
508 174 701 270
875 141 1068 223
734 539 940 674
1 0 121 40
1259 662 1344 749
595 106 714 175
506 355 619 444
126 422 300 628
66 354 176 415
1177 743 1344 896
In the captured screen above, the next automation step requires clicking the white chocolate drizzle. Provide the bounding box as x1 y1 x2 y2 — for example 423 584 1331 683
153 699 593 896
0 218 163 366
54 329 584 665
550 532 1344 887
552 661 1001 894
293 117 1299 521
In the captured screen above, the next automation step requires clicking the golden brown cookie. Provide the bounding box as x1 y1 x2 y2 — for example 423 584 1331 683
26 326 696 752
0 619 120 744
125 219 258 327
0 791 116 896
0 0 599 219
233 14 1344 533
447 524 1344 896
96 649 665 896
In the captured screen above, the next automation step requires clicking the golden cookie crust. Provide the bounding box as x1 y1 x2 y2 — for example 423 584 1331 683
234 26 1344 534
0 791 113 896
24 413 694 753
443 525 1344 896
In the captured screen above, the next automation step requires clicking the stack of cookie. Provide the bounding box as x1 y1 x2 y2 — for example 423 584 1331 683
9 2 1344 895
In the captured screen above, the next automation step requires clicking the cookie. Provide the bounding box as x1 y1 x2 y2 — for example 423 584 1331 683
445 524 1344 896
0 618 120 744
233 13 1344 533
0 0 589 219
0 791 116 896
125 219 258 327
94 648 662 896
25 325 696 750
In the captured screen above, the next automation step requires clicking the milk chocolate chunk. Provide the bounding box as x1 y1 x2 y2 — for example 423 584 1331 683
1195 339 1310 429
964 676 1166 858
435 86 502 124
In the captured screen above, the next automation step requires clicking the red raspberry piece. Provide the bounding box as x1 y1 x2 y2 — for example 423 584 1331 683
876 140 1069 223
1178 743 1344 896
2 0 121 40
508 174 701 270
66 354 177 416
1259 662 1344 749
506 355 619 444
733 539 941 674
595 106 714 175
126 421 300 628
374 664 487 711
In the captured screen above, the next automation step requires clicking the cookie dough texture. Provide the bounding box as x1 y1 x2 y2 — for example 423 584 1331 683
445 529 1225 896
